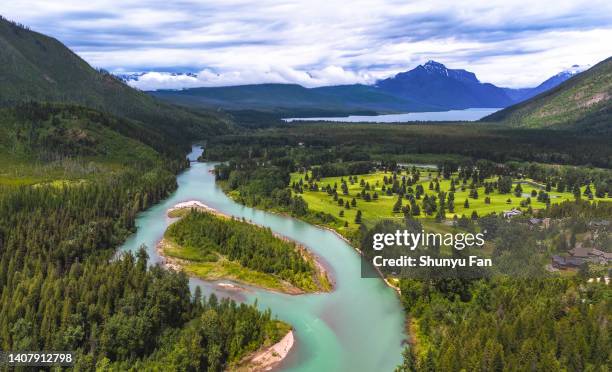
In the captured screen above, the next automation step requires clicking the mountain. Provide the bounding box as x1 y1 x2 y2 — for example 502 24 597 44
502 67 583 102
483 57 612 132
151 83 440 116
375 61 515 109
149 61 576 116
0 17 227 153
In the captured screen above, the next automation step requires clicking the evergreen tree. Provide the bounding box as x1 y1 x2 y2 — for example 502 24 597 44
354 210 362 224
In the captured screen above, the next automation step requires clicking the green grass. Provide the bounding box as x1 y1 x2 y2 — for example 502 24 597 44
162 239 299 293
290 170 604 231
184 259 293 293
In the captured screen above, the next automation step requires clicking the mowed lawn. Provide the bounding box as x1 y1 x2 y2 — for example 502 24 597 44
290 170 604 229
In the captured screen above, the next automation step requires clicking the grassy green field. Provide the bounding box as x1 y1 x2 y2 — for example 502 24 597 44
291 169 604 231
161 238 301 293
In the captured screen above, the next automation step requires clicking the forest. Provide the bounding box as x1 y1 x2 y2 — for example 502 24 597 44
204 123 612 168
0 103 288 370
396 274 610 371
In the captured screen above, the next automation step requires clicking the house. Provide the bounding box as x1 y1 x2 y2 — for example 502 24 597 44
551 248 612 269
503 209 522 218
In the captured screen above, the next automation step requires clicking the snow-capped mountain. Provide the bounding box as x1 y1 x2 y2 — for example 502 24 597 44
502 65 588 102
421 60 480 84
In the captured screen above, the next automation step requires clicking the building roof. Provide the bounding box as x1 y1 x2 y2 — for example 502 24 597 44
565 257 585 266
503 209 522 217
591 249 605 256
552 256 565 265
569 247 591 258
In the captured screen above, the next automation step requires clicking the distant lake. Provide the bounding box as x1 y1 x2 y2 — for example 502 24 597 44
283 107 501 123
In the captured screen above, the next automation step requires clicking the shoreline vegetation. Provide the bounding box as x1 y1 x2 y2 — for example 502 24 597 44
159 201 333 295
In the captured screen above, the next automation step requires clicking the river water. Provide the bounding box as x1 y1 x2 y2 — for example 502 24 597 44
283 107 500 122
119 146 406 371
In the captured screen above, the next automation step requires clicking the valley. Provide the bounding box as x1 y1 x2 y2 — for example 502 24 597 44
0 9 610 372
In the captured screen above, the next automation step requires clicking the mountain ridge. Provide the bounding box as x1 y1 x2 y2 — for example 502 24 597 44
0 16 228 154
147 60 581 115
482 57 611 133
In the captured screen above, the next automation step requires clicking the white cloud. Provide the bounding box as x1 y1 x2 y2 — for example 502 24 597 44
2 0 612 88
128 65 376 90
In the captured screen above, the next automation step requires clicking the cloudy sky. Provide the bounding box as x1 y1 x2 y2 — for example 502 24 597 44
3 0 612 89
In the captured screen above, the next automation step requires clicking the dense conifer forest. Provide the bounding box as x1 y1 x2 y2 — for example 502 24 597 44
0 102 287 369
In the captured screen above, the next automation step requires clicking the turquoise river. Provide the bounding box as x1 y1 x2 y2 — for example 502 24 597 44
119 146 406 371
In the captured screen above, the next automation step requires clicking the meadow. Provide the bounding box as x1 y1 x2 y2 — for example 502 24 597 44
290 168 604 232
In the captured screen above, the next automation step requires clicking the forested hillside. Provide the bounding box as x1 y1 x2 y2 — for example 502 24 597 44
151 83 437 117
0 16 229 153
484 57 612 133
0 102 290 369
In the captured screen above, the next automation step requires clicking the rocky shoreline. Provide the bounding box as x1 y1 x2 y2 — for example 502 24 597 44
234 330 294 371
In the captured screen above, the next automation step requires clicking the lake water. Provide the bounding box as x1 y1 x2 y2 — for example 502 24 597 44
284 107 500 123
118 146 406 371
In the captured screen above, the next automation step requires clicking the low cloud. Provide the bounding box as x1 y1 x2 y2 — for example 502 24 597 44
128 65 376 90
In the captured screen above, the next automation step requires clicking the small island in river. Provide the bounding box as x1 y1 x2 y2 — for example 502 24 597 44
159 201 333 294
